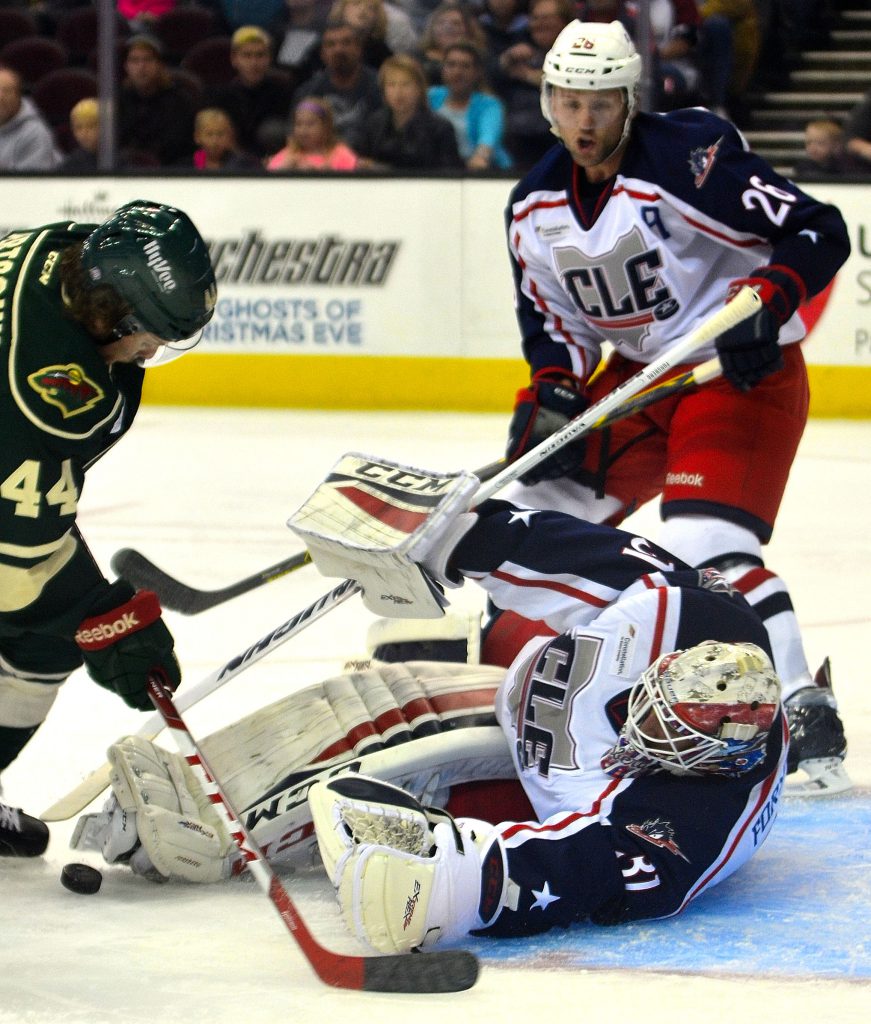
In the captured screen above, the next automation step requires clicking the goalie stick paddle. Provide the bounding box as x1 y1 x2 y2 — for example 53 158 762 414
41 578 360 821
146 673 480 994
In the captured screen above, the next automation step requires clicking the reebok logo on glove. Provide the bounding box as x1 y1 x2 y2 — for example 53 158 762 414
76 590 162 651
76 612 141 646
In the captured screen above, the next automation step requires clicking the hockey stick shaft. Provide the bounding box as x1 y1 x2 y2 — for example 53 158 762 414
474 287 760 504
146 673 479 993
41 578 360 821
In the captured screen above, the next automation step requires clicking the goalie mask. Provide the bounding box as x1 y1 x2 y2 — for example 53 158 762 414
601 642 780 778
81 200 217 356
540 20 642 149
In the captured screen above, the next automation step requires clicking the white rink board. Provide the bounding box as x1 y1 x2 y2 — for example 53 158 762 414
0 176 868 366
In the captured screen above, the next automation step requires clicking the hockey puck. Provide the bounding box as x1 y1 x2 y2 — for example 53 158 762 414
60 862 102 895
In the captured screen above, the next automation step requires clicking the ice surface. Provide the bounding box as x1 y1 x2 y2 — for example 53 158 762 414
3 407 870 1023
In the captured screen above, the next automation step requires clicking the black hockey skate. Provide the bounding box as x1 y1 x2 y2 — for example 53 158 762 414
0 800 50 857
784 658 852 796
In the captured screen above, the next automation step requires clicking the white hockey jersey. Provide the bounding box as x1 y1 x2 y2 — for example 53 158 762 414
506 108 850 382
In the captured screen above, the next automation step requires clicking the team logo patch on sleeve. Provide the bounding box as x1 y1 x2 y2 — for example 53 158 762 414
27 363 105 417
626 818 690 861
689 137 723 188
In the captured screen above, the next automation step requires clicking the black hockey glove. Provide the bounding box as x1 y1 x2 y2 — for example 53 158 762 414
75 581 181 711
506 369 588 485
716 268 803 391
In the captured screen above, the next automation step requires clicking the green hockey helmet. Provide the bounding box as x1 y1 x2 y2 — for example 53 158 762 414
81 200 217 345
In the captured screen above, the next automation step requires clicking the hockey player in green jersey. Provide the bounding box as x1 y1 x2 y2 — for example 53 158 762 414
0 200 216 857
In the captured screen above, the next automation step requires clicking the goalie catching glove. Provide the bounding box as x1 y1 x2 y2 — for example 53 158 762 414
309 773 508 954
505 368 588 485
75 581 181 710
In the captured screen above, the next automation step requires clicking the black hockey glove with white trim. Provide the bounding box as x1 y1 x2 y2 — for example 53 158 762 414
716 267 803 391
76 581 181 710
506 368 588 484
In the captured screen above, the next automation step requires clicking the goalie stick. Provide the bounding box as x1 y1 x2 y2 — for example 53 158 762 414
146 672 480 993
110 355 723 615
41 578 359 822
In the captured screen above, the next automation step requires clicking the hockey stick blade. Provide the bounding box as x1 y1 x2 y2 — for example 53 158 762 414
147 674 479 993
111 548 312 614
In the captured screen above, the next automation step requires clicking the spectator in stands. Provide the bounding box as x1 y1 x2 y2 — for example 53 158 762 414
328 0 394 68
270 0 331 80
794 117 857 177
58 97 100 172
117 34 196 167
266 96 359 168
117 1 178 33
478 0 529 65
696 1 759 121
183 106 262 170
331 0 419 58
205 25 293 157
417 0 488 84
291 21 384 151
356 53 462 168
428 41 512 169
492 0 573 172
0 64 61 171
843 87 871 171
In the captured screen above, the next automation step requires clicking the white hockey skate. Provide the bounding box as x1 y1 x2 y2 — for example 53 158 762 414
784 658 852 796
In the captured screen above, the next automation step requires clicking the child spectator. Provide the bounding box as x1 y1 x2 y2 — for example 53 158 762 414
428 41 511 169
356 52 462 169
188 107 262 170
59 97 100 172
266 96 359 169
794 117 857 177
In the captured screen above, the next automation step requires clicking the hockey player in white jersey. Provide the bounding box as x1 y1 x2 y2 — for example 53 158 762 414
499 19 851 794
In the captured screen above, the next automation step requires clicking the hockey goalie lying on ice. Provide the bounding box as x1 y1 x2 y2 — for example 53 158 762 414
75 488 788 953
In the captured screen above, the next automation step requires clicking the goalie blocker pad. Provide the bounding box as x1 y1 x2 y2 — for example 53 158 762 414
288 453 479 618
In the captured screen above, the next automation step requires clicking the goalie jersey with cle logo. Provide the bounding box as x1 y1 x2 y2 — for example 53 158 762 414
507 108 850 382
450 501 787 935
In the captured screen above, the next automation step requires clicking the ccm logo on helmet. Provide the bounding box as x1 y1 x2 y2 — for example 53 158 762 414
143 240 177 292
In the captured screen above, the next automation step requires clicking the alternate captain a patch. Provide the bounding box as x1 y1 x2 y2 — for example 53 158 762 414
27 363 105 418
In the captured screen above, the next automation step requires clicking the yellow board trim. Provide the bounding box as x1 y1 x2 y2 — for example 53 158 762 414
142 354 871 418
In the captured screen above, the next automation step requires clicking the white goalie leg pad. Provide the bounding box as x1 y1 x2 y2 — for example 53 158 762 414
287 452 479 618
198 660 506 811
105 736 236 882
366 611 481 664
309 774 506 954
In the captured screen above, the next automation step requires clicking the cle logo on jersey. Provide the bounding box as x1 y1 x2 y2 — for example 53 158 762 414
689 137 723 189
28 363 104 418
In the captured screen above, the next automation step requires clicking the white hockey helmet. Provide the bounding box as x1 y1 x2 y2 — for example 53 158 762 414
601 641 781 778
540 20 642 139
